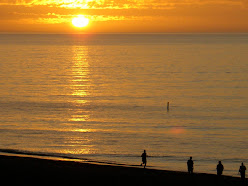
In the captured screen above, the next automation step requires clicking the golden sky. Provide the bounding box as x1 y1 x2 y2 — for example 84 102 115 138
1 0 248 33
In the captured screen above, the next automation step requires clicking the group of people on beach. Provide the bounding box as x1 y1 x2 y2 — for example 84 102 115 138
141 150 247 181
187 157 247 182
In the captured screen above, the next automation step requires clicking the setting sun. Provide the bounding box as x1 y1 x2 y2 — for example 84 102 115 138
72 15 89 28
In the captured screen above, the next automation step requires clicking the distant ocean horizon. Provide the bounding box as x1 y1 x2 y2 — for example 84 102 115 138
1 33 248 176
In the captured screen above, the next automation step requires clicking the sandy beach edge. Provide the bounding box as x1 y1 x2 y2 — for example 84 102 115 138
0 153 246 185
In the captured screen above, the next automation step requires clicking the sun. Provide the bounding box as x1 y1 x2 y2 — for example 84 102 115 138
72 15 89 28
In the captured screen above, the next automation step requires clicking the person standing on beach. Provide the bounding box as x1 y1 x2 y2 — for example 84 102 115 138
239 162 246 182
216 161 224 176
141 150 147 168
187 157 194 174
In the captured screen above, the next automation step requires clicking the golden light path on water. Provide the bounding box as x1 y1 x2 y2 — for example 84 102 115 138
64 45 92 155
70 45 90 118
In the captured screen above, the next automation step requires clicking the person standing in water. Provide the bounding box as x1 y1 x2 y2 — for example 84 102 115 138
187 156 194 174
141 150 147 168
239 162 246 183
216 161 224 176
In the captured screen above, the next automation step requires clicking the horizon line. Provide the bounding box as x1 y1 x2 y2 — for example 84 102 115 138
1 31 248 35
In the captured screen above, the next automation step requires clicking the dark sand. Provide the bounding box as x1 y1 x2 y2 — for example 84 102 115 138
0 154 246 185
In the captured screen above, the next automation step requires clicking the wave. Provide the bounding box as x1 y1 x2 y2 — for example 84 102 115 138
1 148 246 166
0 148 181 166
0 148 170 159
0 149 81 160
0 148 152 167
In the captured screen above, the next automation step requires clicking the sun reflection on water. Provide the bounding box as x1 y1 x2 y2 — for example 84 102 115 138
69 45 91 122
61 45 94 156
70 114 89 122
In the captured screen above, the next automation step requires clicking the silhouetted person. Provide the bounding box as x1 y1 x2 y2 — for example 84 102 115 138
187 156 194 174
216 161 224 176
141 150 147 168
239 162 246 183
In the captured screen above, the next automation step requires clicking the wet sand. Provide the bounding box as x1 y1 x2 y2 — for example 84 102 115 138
0 154 246 185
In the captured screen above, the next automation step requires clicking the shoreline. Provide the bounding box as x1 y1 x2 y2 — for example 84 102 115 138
0 153 246 185
0 149 242 177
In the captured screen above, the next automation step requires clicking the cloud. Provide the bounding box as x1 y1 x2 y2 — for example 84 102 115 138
0 0 245 9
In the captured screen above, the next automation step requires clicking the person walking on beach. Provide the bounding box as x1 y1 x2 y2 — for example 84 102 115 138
141 150 147 168
239 162 246 182
187 157 194 174
216 161 224 176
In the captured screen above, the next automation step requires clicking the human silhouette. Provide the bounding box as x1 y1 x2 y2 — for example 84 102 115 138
141 150 147 168
239 162 246 182
187 156 194 174
216 161 224 176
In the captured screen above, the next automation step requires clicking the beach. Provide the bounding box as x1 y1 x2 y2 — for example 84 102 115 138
0 154 245 185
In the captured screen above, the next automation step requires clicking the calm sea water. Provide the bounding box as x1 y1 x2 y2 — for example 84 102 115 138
1 34 248 176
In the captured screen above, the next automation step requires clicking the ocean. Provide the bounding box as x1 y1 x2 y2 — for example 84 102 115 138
0 33 248 176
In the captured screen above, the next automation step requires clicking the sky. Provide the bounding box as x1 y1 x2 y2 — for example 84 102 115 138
0 0 248 33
